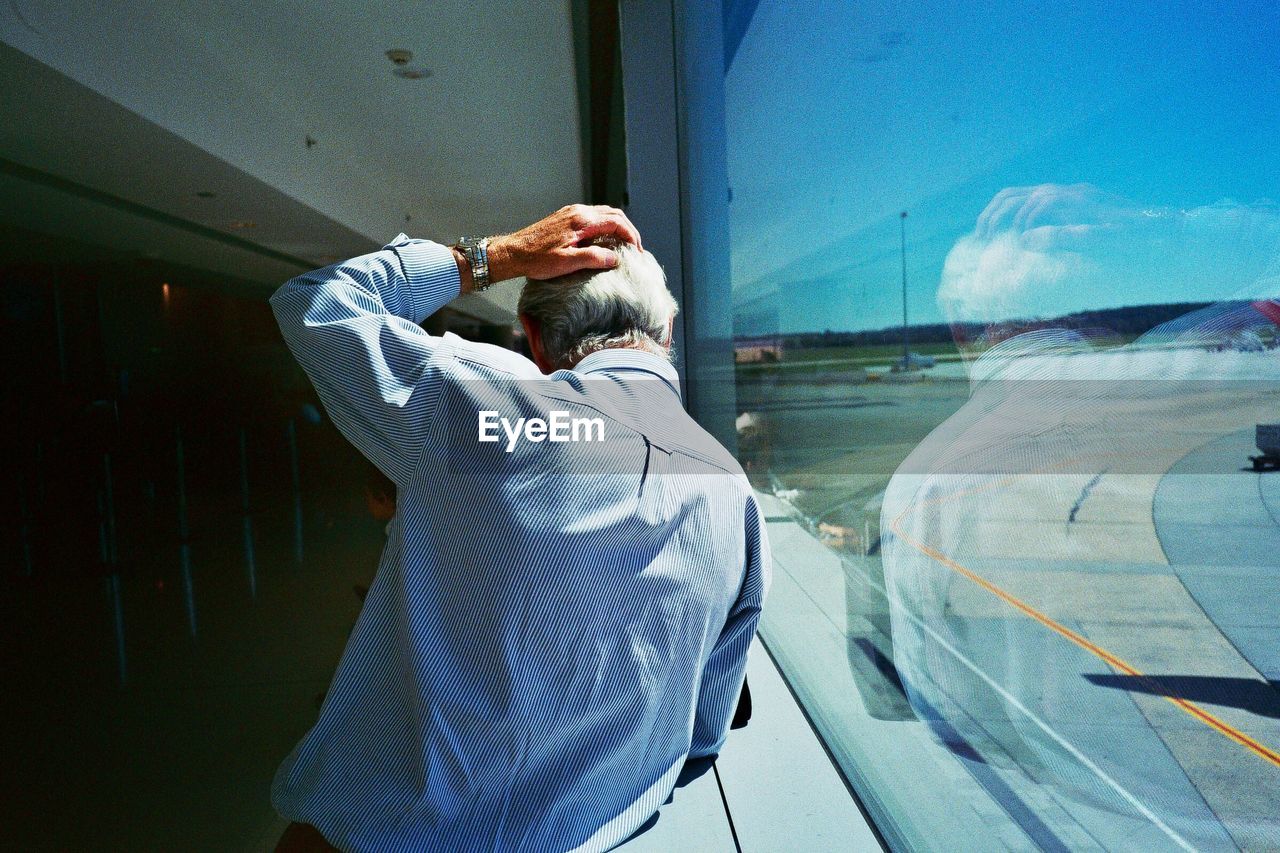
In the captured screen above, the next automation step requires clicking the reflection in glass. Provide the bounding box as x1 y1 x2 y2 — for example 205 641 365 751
716 0 1280 848
885 189 1280 846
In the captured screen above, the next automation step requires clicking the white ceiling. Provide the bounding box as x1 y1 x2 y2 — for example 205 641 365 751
0 0 587 318
0 42 373 285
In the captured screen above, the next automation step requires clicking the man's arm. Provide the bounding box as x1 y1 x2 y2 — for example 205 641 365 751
269 205 642 487
689 496 772 758
270 235 458 487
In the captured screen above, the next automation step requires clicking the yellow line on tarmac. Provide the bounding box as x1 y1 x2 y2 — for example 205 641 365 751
890 499 1280 770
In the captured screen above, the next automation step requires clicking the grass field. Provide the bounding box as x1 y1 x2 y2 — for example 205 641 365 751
735 334 1157 376
736 342 964 377
779 342 960 363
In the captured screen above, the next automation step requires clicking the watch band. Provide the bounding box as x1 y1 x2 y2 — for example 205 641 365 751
455 236 491 291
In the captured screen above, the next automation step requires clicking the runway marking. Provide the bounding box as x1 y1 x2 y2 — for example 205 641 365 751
851 553 1197 852
890 485 1280 771
1067 469 1107 523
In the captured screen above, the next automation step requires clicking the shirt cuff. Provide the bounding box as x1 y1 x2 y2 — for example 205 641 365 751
386 233 461 325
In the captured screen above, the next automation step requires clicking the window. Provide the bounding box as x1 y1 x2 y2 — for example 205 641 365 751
672 1 1280 848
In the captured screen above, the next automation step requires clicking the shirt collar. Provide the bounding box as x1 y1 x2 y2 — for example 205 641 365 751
573 348 681 396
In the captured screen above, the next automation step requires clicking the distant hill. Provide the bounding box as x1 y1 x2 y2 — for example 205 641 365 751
768 302 1217 350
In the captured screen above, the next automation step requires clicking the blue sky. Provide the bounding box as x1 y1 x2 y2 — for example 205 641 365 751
724 0 1280 334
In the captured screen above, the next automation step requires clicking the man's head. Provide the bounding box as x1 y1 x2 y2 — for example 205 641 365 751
517 239 678 372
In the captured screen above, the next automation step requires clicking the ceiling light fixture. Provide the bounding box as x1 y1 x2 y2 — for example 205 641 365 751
227 220 257 230
386 48 430 80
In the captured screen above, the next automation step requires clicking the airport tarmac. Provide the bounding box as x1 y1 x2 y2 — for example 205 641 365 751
740 354 1280 851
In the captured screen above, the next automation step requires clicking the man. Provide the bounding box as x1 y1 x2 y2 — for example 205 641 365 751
269 205 770 852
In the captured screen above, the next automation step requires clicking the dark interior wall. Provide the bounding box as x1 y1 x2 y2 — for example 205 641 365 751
1 223 516 581
1 224 350 607
0 220 522 847
0 225 367 845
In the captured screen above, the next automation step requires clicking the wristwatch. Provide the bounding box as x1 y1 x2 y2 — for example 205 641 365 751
454 236 491 291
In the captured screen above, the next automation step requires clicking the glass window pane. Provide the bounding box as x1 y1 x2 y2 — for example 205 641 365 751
695 1 1280 848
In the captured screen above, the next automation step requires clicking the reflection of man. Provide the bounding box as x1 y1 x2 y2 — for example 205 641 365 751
882 185 1280 848
269 206 769 852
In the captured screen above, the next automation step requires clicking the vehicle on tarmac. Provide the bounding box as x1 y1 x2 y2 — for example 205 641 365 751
1251 423 1280 471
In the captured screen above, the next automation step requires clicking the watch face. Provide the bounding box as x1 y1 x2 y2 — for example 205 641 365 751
457 237 489 289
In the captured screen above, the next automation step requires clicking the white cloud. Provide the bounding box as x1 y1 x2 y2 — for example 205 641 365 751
938 184 1280 323
938 231 1072 321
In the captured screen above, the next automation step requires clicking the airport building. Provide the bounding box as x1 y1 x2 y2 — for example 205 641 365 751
733 336 785 364
3 2 1279 850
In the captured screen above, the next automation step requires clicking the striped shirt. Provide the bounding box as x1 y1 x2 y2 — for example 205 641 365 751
268 234 770 852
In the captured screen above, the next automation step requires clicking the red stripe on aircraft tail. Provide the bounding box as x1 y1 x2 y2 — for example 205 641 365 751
1251 299 1280 326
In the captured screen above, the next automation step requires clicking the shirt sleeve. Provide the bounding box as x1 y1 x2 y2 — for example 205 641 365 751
269 234 460 487
689 495 772 758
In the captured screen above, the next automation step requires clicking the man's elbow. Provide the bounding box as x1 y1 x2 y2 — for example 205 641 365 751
268 276 312 332
269 277 300 311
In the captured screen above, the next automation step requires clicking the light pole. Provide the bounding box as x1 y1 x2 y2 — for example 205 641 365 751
900 210 909 368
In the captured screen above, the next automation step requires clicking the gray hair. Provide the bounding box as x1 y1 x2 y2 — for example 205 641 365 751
517 240 678 369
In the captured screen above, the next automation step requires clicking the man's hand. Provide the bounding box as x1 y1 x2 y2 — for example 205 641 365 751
487 204 642 285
